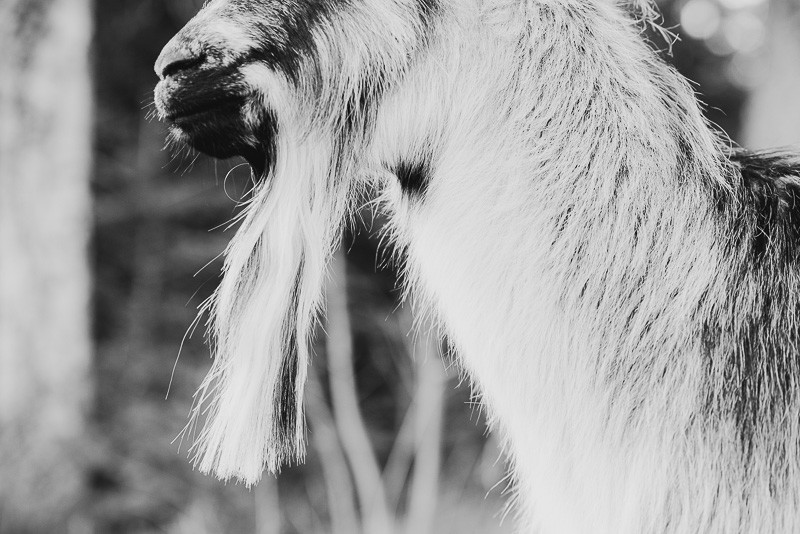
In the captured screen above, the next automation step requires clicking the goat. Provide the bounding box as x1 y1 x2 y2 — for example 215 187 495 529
154 0 800 531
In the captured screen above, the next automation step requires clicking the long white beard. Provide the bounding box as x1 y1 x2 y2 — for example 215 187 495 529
187 129 346 485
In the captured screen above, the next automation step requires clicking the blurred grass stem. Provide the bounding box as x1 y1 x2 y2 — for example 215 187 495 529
326 252 393 533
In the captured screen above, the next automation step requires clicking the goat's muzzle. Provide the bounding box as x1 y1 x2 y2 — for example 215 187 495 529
154 41 274 175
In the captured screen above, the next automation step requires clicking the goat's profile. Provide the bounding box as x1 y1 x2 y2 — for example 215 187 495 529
154 0 800 531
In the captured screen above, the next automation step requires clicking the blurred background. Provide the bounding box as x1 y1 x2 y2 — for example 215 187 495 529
0 0 798 533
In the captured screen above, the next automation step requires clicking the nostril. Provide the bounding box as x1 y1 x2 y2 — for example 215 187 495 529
155 45 207 80
162 53 207 78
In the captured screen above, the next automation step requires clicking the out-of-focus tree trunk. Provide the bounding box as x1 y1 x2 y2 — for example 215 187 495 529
741 0 800 150
0 0 93 532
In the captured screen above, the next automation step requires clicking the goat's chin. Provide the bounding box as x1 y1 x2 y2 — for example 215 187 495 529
156 81 276 176
168 109 274 176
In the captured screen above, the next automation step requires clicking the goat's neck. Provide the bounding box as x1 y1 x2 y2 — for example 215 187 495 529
372 3 731 531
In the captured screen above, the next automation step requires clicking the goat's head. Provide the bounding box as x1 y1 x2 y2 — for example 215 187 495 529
155 0 437 177
152 1 316 174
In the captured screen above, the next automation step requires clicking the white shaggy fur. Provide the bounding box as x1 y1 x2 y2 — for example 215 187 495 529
159 0 800 532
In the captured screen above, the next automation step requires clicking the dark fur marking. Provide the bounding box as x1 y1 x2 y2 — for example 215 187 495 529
704 150 800 458
339 68 387 140
731 151 800 261
239 0 343 83
394 157 431 198
416 0 441 35
277 326 300 441
274 259 305 444
247 109 279 178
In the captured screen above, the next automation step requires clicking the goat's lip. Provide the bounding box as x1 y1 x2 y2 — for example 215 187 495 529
162 94 248 123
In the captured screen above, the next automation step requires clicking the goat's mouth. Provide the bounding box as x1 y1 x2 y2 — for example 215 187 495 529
163 94 247 122
155 77 275 175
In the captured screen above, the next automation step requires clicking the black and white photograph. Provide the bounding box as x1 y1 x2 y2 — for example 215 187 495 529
2 0 800 532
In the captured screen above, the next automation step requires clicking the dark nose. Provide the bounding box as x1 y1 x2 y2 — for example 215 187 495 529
155 41 206 80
